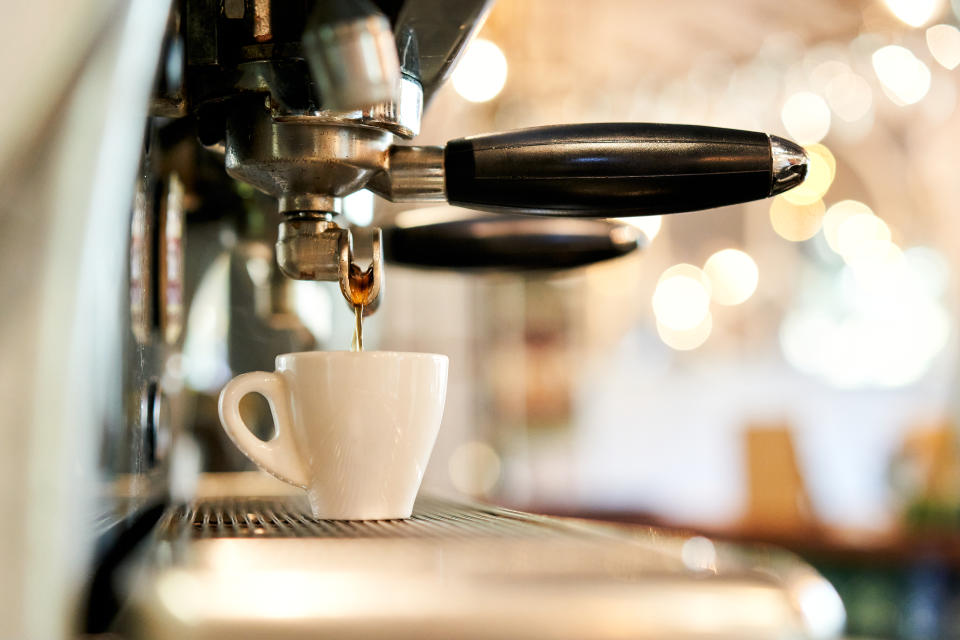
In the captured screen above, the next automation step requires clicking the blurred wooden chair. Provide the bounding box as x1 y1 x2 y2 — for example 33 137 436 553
741 424 820 536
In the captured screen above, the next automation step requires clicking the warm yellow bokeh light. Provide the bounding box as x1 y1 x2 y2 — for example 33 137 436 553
823 200 874 253
781 148 834 205
452 39 508 103
770 197 825 242
872 45 931 106
652 270 711 331
703 249 759 306
884 0 940 27
806 144 836 181
616 215 662 242
657 312 713 351
836 213 892 262
781 91 831 144
927 24 960 69
658 263 710 288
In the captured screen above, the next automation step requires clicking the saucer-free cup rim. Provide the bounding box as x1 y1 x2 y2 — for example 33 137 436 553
274 350 448 366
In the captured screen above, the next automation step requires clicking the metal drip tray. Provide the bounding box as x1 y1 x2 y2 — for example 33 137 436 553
127 476 844 639
164 495 587 540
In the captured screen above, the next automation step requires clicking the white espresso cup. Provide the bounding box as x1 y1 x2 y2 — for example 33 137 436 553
218 351 448 520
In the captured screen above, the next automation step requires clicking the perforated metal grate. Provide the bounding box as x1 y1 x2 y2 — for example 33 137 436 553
161 495 590 540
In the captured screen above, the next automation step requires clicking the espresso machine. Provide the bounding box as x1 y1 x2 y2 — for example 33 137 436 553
0 1 842 638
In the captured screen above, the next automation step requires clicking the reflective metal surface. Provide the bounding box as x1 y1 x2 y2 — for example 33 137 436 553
276 217 383 309
0 1 173 637
126 475 844 640
224 103 393 213
367 145 446 202
769 135 809 196
303 2 400 111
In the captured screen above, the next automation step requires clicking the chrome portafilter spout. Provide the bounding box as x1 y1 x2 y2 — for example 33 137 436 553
275 215 383 314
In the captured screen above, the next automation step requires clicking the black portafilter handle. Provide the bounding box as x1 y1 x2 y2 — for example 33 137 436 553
381 123 807 270
443 123 808 216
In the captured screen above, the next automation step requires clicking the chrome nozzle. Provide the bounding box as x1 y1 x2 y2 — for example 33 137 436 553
769 135 808 196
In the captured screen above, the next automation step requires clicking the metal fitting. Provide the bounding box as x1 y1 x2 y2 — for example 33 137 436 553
276 216 383 309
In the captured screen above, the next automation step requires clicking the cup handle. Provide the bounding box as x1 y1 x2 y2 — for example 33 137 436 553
218 371 309 488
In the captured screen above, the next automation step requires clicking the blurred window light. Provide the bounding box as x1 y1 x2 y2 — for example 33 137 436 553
770 197 825 242
823 200 875 253
927 24 960 69
846 240 905 288
293 282 333 344
703 249 759 306
452 38 507 103
872 45 932 105
448 441 501 496
904 246 950 297
780 241 951 389
825 69 873 122
183 253 231 393
780 310 836 376
653 270 711 331
657 312 713 351
615 214 662 242
781 145 835 205
884 0 942 27
781 91 831 144
340 188 375 226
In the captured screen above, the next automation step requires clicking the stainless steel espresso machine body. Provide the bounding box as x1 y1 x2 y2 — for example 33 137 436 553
0 1 841 638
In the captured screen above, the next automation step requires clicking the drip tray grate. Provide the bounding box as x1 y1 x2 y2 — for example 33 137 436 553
161 495 589 540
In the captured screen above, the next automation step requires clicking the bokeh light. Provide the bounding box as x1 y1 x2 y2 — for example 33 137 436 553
703 249 759 306
927 24 960 69
616 214 663 242
657 312 713 351
835 212 892 262
884 0 941 27
780 237 951 389
781 145 835 205
872 45 932 105
681 536 718 572
770 197 825 242
452 39 508 103
823 200 875 253
657 263 713 295
653 267 712 331
781 91 832 143
825 68 873 122
448 441 502 495
904 246 950 297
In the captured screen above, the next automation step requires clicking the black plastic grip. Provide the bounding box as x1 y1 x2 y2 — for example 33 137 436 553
383 216 641 271
444 123 773 216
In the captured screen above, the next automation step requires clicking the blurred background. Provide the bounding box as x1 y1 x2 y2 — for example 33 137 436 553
165 0 960 637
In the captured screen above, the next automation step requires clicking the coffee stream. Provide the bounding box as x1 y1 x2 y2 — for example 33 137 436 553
351 303 364 352
347 263 374 352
